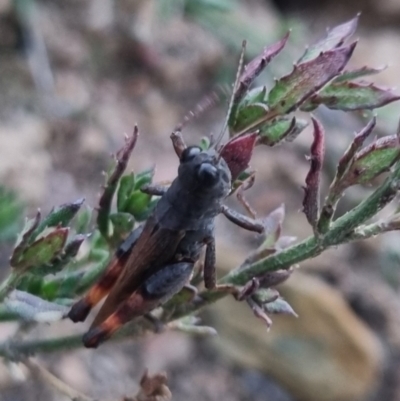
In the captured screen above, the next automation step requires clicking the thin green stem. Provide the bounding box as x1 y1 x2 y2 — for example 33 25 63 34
0 271 21 302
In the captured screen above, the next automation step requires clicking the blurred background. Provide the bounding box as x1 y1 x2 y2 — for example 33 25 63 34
1 0 400 400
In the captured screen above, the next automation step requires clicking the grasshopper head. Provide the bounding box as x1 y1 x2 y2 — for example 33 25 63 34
177 146 231 198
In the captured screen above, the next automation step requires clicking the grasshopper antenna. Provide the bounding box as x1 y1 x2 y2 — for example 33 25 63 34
173 88 226 133
212 40 246 152
171 88 226 157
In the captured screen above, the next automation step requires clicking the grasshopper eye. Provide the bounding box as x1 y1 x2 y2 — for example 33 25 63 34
181 146 201 162
197 163 218 185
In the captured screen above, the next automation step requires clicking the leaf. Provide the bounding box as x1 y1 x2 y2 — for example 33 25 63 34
238 86 268 108
253 288 279 304
10 210 41 268
342 135 400 186
336 117 376 180
263 297 298 317
220 132 257 181
199 136 211 150
233 33 289 104
110 213 135 234
302 118 325 232
257 117 308 146
17 228 69 271
298 15 359 63
301 82 400 111
33 234 85 276
268 43 356 115
126 191 152 220
4 290 68 322
117 173 135 212
232 103 269 133
334 65 387 83
259 204 285 249
74 205 92 234
134 166 156 190
32 198 84 240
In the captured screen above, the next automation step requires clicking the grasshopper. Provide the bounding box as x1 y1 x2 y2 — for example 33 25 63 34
68 47 264 348
68 129 263 348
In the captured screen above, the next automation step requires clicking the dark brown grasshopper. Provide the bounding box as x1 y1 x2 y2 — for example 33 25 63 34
68 126 263 348
68 43 265 347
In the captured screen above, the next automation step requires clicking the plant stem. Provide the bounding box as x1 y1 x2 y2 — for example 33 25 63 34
0 318 150 358
0 271 21 301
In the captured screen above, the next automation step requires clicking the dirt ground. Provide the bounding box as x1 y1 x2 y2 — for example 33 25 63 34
1 1 400 400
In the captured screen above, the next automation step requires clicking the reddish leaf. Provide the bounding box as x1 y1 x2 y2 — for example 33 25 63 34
298 15 359 63
302 118 325 232
268 43 356 115
336 117 376 179
220 132 257 181
234 33 289 104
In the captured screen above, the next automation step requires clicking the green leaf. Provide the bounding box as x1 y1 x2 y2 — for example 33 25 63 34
343 135 400 186
199 136 211 150
298 15 359 63
33 234 85 276
134 166 156 190
301 82 400 111
126 191 152 220
74 205 93 234
268 43 356 115
31 199 84 240
253 288 279 304
17 228 69 271
117 173 135 212
232 103 269 133
10 211 41 268
258 117 308 146
334 65 386 83
263 297 298 316
110 212 135 243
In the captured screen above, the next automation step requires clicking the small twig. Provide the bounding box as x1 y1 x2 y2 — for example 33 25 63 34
24 358 95 401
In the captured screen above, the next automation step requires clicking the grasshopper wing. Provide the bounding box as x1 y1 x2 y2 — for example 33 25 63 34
90 216 184 328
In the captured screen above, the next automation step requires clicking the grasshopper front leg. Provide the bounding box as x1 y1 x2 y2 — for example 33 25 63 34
68 225 144 322
220 205 264 234
141 183 169 196
82 261 194 348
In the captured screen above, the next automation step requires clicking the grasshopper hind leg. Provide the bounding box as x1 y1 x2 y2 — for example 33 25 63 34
68 226 143 323
82 261 194 348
